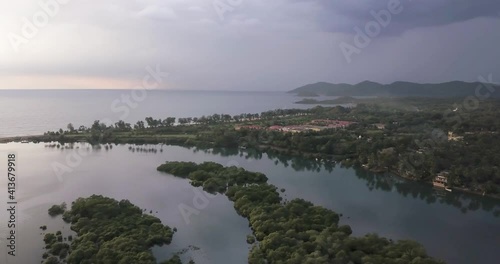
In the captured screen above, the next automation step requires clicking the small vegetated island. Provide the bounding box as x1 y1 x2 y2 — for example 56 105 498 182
41 195 192 264
157 161 444 264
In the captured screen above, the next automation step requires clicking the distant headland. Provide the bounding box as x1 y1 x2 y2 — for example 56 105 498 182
289 81 500 97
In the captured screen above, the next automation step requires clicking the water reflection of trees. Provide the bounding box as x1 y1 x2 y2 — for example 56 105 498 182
193 146 500 218
114 143 500 218
352 166 500 217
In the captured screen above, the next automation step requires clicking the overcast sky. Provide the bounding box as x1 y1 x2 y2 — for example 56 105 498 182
0 0 499 90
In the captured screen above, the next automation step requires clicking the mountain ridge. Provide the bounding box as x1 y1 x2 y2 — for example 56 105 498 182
289 81 500 97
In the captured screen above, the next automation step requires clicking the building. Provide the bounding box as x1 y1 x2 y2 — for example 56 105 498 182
448 132 464 141
311 119 355 129
304 125 323 132
433 171 449 188
282 126 307 133
268 125 283 131
235 125 262 131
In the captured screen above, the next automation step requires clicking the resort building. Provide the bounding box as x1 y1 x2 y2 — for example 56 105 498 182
310 119 355 129
235 125 262 131
268 125 284 131
433 172 449 188
447 132 464 141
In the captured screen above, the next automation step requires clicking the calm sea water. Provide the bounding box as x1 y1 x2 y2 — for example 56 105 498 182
0 90 310 137
0 143 499 264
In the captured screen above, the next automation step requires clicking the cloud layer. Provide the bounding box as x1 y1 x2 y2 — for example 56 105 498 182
0 0 499 90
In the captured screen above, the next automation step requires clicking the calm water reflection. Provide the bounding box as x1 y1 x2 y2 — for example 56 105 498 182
0 142 499 264
205 147 500 218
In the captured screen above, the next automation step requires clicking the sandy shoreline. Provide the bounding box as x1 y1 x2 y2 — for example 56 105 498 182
0 135 44 143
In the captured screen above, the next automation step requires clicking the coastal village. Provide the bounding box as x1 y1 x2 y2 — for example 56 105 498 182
232 116 471 196
235 119 356 133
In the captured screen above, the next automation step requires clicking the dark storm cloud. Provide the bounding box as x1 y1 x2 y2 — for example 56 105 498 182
309 0 500 35
2 0 500 89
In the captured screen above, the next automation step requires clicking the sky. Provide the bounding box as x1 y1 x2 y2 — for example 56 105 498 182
0 0 499 90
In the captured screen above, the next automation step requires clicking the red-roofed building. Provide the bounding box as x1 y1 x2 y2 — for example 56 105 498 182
235 125 262 131
268 125 283 131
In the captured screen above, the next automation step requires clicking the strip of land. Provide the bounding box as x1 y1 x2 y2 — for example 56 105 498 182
2 97 500 199
157 161 445 263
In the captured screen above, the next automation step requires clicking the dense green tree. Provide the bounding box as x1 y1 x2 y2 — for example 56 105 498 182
48 203 66 216
158 161 444 264
43 195 175 264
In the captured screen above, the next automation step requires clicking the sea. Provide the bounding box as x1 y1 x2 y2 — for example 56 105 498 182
0 90 310 137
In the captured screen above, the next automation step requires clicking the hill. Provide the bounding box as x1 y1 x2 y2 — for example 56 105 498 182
289 81 500 97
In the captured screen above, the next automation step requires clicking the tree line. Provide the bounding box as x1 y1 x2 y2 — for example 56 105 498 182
41 98 500 197
157 161 444 264
41 195 194 264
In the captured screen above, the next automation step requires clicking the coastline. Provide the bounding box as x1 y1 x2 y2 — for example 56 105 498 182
0 135 44 144
2 134 499 201
382 167 500 200
228 144 500 201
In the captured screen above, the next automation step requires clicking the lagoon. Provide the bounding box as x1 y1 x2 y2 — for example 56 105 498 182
0 143 498 263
